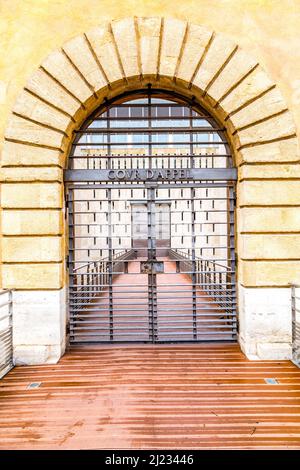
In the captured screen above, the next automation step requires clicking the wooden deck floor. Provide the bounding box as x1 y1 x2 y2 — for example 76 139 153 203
1 344 300 449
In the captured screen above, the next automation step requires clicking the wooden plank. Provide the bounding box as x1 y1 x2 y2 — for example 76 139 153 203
1 344 300 449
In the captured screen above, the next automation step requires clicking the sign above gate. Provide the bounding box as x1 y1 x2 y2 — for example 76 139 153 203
64 168 237 182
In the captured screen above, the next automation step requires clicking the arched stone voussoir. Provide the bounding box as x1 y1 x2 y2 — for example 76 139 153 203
4 16 298 170
5 114 66 150
111 17 140 79
62 35 108 94
13 89 71 133
233 111 296 149
85 22 125 84
41 49 92 104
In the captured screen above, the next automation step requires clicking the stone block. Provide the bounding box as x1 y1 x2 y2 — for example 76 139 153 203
13 90 70 131
14 344 63 365
159 18 187 77
86 23 123 83
192 33 236 91
1 182 63 208
111 18 139 77
26 68 80 117
257 342 291 360
237 137 299 164
42 50 91 103
1 141 64 167
12 289 66 347
177 23 212 83
235 112 295 147
5 114 65 149
0 167 62 182
2 263 64 289
221 66 274 114
238 207 300 233
230 87 287 130
208 48 258 102
2 236 63 262
2 209 63 235
238 180 300 206
137 17 161 76
239 260 300 286
63 35 107 91
239 163 300 180
240 234 300 259
238 285 292 358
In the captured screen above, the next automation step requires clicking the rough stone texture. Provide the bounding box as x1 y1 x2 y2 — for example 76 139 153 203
256 343 291 360
237 137 300 164
13 90 71 131
12 290 66 359
2 210 63 235
1 183 63 208
2 263 63 289
42 50 92 103
26 68 81 117
2 237 63 262
12 288 66 364
238 207 300 233
85 24 124 83
208 48 258 102
159 18 187 77
238 286 291 359
220 66 274 114
192 33 236 91
230 87 287 130
239 163 300 180
176 23 212 83
1 141 64 167
63 35 107 92
5 114 65 149
240 260 300 286
137 17 161 76
235 112 296 148
238 180 300 206
240 234 300 259
111 17 139 78
0 167 62 182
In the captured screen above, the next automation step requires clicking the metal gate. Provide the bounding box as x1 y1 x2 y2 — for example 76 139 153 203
65 90 237 344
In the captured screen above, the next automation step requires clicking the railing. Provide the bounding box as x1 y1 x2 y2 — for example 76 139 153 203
291 284 300 367
70 249 137 311
168 249 235 315
0 289 13 379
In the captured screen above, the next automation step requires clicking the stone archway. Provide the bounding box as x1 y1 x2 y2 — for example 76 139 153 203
1 17 299 363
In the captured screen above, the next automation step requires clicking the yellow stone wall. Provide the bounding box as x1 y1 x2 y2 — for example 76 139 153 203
1 1 300 290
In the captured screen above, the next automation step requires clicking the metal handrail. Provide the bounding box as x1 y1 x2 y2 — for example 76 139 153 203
169 249 235 316
73 249 130 272
290 284 300 367
171 248 230 271
0 289 14 379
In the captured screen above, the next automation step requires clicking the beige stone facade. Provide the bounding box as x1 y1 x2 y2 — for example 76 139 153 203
1 2 300 363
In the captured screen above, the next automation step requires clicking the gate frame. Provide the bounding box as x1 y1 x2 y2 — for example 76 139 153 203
1 17 298 363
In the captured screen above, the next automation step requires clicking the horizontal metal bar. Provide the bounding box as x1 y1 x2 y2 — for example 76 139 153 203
70 312 236 319
70 305 236 312
68 183 234 189
65 168 237 182
69 155 232 161
73 140 228 146
75 127 225 134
